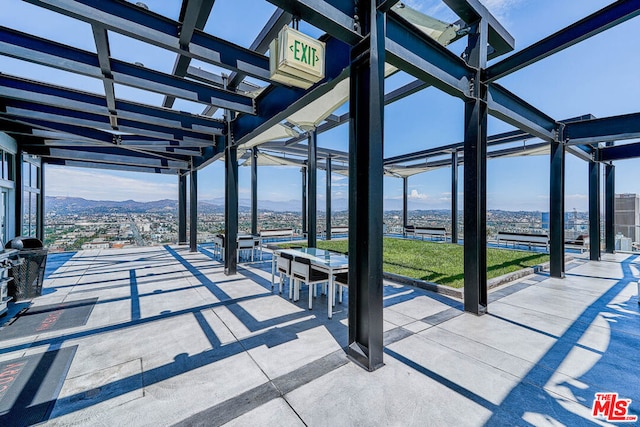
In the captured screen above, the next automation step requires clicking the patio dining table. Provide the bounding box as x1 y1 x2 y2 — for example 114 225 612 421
271 247 349 318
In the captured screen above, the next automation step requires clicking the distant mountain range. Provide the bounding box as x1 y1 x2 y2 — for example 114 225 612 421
44 196 348 215
45 196 566 216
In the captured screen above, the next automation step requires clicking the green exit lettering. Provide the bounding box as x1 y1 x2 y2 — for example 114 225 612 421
290 40 319 67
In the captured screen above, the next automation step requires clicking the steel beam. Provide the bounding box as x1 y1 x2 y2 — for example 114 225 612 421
463 19 488 316
264 0 360 45
565 113 640 146
15 148 23 237
251 147 258 236
307 129 317 247
282 79 430 148
347 0 384 371
605 163 615 253
451 151 458 244
384 129 531 165
233 36 351 145
599 141 640 162
402 176 408 233
23 0 271 81
386 12 473 99
91 24 117 116
37 162 45 241
0 74 226 136
326 157 332 241
5 114 196 166
186 66 261 95
566 145 595 163
301 167 307 236
0 27 255 114
549 140 565 277
189 168 198 252
179 173 187 244
203 8 291 117
487 83 556 141
43 147 189 170
384 79 430 105
1 98 215 147
443 0 515 57
224 144 238 275
163 0 216 108
44 158 178 174
485 0 640 82
227 8 292 91
589 160 601 261
279 141 349 161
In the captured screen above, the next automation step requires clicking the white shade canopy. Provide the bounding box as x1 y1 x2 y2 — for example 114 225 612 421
240 151 305 168
240 123 300 149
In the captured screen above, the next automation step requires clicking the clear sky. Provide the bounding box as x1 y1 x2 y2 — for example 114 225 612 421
2 0 640 211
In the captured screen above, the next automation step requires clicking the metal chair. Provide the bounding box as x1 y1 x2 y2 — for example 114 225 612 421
333 272 348 305
237 236 256 262
290 256 328 310
275 252 293 294
213 234 225 260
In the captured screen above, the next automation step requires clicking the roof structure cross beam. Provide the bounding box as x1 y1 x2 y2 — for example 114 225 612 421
442 0 515 57
91 24 118 123
0 27 255 114
485 0 640 82
202 8 292 117
563 112 640 146
163 0 216 108
0 98 206 145
6 115 196 165
22 0 271 81
0 75 225 139
46 158 178 174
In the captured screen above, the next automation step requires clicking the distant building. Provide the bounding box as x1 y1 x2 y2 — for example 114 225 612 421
541 212 549 230
615 194 640 243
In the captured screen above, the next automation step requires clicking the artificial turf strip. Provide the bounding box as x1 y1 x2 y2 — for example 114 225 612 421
278 237 549 289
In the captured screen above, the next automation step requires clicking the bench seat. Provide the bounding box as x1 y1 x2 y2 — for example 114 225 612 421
496 232 549 251
404 225 448 241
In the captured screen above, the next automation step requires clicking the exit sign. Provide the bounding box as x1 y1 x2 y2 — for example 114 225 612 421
270 26 325 89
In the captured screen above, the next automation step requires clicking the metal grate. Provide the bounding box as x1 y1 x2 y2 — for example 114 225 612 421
9 250 48 301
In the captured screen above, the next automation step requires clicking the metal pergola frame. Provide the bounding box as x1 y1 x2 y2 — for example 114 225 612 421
1 0 640 371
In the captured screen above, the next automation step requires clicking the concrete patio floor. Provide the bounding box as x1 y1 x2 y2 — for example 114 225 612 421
0 245 638 426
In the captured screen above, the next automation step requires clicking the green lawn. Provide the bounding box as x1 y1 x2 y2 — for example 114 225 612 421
278 237 549 288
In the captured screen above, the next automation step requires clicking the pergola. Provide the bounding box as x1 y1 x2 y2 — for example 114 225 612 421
1 0 640 371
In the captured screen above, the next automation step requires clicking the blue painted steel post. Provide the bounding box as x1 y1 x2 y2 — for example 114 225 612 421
308 129 317 248
463 20 489 315
189 168 197 252
589 160 601 261
605 163 615 253
178 173 187 244
326 157 332 241
402 176 408 235
37 161 45 242
251 147 258 236
15 149 23 237
451 151 458 244
347 0 385 371
549 139 565 277
225 144 238 275
301 167 307 237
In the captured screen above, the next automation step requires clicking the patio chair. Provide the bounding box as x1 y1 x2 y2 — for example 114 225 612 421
213 234 225 260
237 236 256 262
333 272 348 305
275 252 293 294
290 256 328 310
